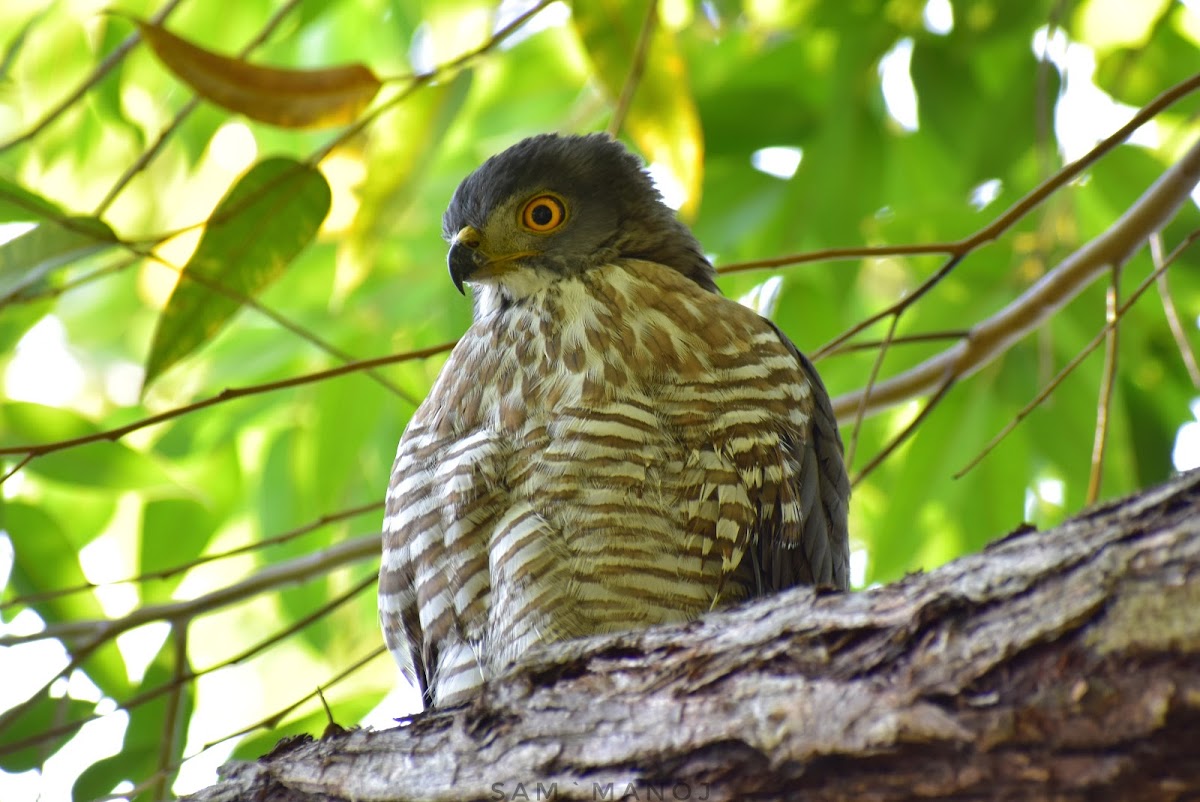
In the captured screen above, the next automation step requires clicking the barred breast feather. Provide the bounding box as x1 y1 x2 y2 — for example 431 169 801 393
379 259 849 707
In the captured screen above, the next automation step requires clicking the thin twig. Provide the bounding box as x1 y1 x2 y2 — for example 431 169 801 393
955 228 1200 478
94 97 199 216
0 342 455 464
200 646 387 748
155 623 189 802
1150 232 1200 386
815 254 966 360
0 187 417 403
0 253 139 310
718 241 963 276
724 72 1200 289
308 0 557 166
0 453 34 485
135 219 419 405
607 0 658 138
0 0 186 152
852 372 957 486
835 330 971 353
1087 266 1120 503
846 314 899 471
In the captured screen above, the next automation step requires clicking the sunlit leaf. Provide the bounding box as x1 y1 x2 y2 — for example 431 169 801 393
142 157 331 388
0 216 117 301
1 501 104 624
571 0 704 218
0 177 80 223
29 441 175 491
0 501 134 724
0 398 175 489
73 638 194 802
352 70 472 272
127 16 382 129
0 692 94 773
140 499 218 604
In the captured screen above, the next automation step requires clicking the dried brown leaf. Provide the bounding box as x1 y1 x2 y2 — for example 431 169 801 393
130 16 380 129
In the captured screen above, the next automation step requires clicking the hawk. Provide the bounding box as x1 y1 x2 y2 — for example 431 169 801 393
380 133 850 708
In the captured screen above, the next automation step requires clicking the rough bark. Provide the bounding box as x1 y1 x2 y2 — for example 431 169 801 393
185 469 1200 802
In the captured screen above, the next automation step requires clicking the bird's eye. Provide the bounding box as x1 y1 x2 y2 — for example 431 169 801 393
520 194 567 233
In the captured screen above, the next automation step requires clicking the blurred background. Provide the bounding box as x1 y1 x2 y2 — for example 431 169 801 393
1 0 1199 798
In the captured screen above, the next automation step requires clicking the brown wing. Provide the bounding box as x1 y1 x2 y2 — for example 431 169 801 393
379 332 513 709
757 320 851 592
379 455 434 703
377 530 429 699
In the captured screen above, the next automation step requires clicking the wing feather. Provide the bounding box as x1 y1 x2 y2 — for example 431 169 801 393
763 319 851 590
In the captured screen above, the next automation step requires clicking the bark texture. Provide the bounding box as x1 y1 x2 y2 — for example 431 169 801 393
184 469 1200 802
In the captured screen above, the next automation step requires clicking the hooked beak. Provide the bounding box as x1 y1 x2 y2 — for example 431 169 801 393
448 226 483 296
446 226 538 295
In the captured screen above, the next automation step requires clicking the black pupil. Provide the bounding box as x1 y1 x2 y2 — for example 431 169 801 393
531 202 554 226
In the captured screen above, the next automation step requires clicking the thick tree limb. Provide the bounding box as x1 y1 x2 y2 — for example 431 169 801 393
185 469 1200 802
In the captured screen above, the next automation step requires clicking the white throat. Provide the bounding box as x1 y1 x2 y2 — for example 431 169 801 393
469 267 561 318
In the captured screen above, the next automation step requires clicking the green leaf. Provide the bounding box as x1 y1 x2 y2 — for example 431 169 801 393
0 501 134 710
140 498 218 604
142 157 331 389
0 216 118 301
0 401 99 447
0 401 174 492
0 176 67 223
27 442 175 492
1 501 104 625
352 70 472 273
0 693 94 773
73 636 194 802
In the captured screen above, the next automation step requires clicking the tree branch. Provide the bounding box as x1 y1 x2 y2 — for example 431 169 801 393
830 135 1200 421
183 469 1200 802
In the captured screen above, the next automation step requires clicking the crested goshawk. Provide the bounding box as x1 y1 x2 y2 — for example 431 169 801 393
380 133 850 708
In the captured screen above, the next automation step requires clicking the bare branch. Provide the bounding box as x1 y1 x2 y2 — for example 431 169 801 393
180 471 1200 802
831 134 1200 421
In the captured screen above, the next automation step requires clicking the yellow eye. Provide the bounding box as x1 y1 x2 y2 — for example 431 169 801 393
520 194 567 232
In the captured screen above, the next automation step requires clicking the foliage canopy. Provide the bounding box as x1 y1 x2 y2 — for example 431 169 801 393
0 0 1198 799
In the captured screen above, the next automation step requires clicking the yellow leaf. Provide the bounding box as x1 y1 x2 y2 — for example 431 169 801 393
130 16 381 129
571 1 704 219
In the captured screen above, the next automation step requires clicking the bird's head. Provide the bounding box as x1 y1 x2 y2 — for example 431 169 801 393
442 133 717 305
